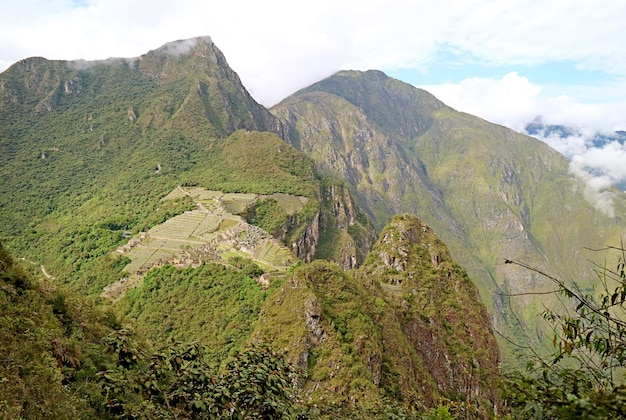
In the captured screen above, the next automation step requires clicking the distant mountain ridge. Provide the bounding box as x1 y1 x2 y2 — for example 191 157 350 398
272 69 626 358
525 118 626 148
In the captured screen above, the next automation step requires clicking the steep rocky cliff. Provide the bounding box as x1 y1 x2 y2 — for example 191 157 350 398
315 181 378 269
278 183 376 268
358 214 500 407
136 36 287 137
254 214 500 416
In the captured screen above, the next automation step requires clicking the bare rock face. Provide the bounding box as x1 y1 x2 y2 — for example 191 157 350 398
338 240 358 271
323 184 357 229
289 183 376 269
304 296 326 345
291 211 320 263
319 183 377 269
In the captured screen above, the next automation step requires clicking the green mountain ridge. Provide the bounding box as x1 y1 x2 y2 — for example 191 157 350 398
0 210 499 417
0 37 356 286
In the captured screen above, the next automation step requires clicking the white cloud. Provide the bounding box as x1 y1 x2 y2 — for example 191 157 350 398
422 72 542 131
423 72 626 133
569 161 616 218
539 131 591 161
582 143 626 182
540 125 626 217
2 0 626 106
443 0 626 74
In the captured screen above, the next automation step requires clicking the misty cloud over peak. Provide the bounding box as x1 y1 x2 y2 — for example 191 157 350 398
151 36 214 57
525 118 626 216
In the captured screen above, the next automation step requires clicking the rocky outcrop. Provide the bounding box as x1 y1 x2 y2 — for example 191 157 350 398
255 216 500 416
288 182 377 269
323 183 358 230
359 214 501 414
304 296 326 345
319 183 377 269
291 211 319 263
285 182 376 269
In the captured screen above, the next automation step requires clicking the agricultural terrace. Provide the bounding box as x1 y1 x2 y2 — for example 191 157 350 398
102 187 306 299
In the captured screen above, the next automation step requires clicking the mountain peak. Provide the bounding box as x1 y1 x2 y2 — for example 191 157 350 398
148 36 217 59
138 36 231 82
283 69 445 142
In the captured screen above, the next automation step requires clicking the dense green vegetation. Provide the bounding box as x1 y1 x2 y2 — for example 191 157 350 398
0 242 299 419
100 339 298 419
243 197 289 237
0 242 118 418
197 130 317 197
0 38 322 297
501 252 626 418
117 261 273 363
0 226 494 419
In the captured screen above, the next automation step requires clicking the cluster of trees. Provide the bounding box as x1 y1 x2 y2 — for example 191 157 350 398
100 337 297 419
0 241 298 419
503 246 626 418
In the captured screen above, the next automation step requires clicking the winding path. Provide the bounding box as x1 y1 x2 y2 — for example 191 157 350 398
40 265 55 280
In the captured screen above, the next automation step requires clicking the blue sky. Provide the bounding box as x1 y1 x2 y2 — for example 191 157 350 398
392 58 615 87
1 0 625 206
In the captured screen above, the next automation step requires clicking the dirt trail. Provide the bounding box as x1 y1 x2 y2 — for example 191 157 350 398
40 265 55 280
20 257 56 280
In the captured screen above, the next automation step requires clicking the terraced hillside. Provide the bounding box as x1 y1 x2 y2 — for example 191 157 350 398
102 186 304 299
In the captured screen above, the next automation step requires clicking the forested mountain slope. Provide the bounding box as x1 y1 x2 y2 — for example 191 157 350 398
0 37 372 295
0 37 500 416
